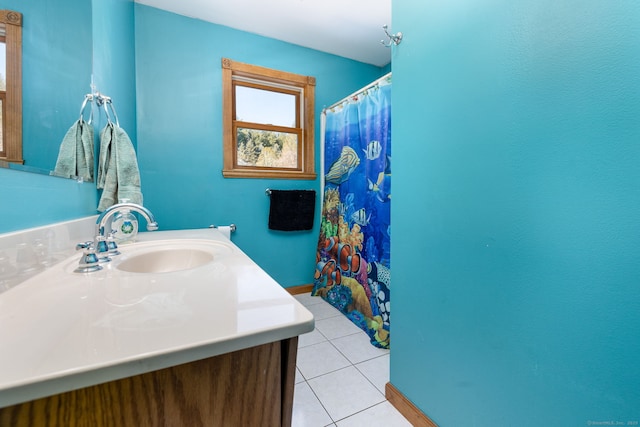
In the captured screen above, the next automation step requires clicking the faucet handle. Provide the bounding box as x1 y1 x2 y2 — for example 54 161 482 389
74 242 103 273
75 241 94 251
94 235 112 263
106 233 121 256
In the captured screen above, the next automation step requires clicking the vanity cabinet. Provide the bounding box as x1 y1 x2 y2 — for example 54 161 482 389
0 337 298 427
0 227 313 427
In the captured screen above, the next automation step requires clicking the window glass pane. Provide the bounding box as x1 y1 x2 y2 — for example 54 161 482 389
235 85 296 127
236 128 298 169
0 41 5 91
0 98 3 152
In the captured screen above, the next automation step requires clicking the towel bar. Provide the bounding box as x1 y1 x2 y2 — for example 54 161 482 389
265 188 315 196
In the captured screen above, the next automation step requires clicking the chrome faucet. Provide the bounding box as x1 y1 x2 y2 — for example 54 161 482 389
96 202 159 238
95 202 158 259
74 203 158 273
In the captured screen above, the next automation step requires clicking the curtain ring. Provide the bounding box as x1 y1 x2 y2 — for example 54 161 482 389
79 95 93 124
107 101 120 127
103 101 113 125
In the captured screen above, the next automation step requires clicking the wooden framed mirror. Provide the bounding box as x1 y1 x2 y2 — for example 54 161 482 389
0 10 22 165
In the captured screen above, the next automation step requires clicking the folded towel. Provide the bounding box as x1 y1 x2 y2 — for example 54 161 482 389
268 190 316 231
97 122 143 211
52 118 94 181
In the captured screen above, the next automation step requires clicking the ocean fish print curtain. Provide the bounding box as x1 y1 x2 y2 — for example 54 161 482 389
313 74 391 348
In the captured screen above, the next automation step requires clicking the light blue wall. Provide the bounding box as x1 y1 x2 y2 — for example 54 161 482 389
0 0 96 234
391 1 640 425
92 0 136 144
134 5 386 287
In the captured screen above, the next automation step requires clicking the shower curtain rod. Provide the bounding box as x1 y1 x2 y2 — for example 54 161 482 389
322 71 391 112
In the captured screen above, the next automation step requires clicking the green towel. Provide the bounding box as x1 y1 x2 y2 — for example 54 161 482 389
52 119 94 181
97 122 143 211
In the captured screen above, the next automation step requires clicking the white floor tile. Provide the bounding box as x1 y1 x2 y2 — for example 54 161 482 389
294 297 398 427
315 315 365 341
297 341 351 380
307 366 385 422
305 300 343 320
354 354 390 394
335 401 412 427
331 332 389 364
295 293 325 307
299 328 328 348
292 381 334 427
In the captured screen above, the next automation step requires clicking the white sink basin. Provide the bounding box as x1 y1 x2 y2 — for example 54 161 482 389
111 239 234 274
116 248 214 273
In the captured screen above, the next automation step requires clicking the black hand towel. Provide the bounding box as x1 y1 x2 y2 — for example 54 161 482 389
268 190 316 231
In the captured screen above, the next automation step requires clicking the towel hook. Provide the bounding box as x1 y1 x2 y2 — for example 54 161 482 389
381 24 402 47
94 92 108 107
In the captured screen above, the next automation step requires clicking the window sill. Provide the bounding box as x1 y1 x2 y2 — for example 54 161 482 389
222 169 317 180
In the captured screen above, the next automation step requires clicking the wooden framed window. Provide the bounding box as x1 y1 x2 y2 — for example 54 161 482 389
222 58 316 179
0 10 22 164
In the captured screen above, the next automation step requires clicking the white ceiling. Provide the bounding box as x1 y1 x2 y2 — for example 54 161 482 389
135 0 393 67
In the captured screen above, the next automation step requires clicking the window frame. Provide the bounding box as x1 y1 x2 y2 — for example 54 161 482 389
222 58 316 179
0 10 22 164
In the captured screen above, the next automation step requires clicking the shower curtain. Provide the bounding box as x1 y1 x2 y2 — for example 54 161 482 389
312 74 391 348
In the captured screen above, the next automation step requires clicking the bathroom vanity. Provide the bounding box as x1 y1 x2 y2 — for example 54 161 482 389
0 226 314 426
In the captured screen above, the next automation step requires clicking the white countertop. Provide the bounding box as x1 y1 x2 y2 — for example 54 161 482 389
0 228 314 408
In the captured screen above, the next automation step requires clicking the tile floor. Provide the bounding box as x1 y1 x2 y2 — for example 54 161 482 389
292 293 411 427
